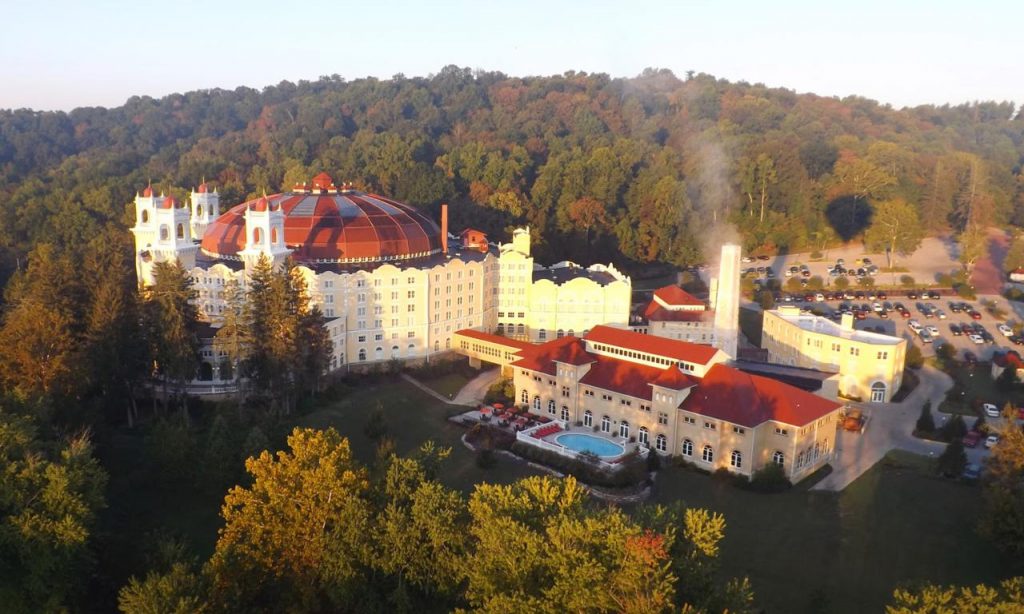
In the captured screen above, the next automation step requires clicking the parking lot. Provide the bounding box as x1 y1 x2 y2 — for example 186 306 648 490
762 289 1021 363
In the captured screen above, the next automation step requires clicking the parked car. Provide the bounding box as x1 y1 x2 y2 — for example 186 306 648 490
986 434 1000 449
998 323 1014 337
962 431 982 448
908 319 923 333
758 255 770 261
950 323 963 336
926 325 939 336
919 330 934 343
949 302 963 313
963 350 978 364
970 310 983 320
983 403 1000 418
962 463 983 480
935 309 947 320
842 408 865 433
969 333 985 345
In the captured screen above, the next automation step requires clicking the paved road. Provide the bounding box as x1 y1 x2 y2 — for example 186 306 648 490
453 369 500 405
813 365 991 491
973 228 1010 295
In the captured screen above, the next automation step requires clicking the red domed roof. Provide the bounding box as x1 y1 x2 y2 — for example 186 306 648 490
200 181 442 263
197 182 209 193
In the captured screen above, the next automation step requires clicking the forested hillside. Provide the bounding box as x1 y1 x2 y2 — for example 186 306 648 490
1 65 1022 285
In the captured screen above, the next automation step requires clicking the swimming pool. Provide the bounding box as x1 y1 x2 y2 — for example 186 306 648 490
555 433 624 458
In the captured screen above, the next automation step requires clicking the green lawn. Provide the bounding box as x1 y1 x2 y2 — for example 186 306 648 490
650 452 1019 613
416 372 472 400
296 378 541 492
739 307 763 347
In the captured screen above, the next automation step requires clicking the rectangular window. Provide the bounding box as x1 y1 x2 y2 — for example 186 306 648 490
658 412 668 425
775 427 789 436
704 421 716 430
683 416 696 425
733 426 746 435
357 335 366 342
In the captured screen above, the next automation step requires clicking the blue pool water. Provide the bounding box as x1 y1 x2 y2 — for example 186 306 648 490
555 433 624 458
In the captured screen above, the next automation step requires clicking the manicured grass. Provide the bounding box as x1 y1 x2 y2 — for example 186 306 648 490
650 452 1020 613
297 378 541 492
739 307 763 347
417 372 472 399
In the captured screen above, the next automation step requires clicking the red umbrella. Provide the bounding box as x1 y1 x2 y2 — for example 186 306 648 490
493 403 505 410
480 407 492 415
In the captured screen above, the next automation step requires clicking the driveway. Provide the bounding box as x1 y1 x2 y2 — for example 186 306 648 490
812 365 989 491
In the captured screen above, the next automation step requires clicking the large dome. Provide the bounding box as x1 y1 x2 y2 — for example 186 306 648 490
200 173 442 264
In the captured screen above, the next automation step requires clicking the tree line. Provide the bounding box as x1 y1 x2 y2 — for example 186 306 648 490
1 67 1022 290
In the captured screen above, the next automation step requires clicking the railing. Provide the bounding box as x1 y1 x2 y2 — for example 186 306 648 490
516 421 649 469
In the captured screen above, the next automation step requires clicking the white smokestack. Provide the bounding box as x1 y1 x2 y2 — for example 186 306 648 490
713 244 741 359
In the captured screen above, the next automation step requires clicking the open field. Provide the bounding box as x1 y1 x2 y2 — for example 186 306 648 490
651 450 1020 613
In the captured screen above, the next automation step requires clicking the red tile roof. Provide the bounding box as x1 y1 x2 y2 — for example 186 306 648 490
585 325 720 365
644 303 712 322
654 285 705 307
454 329 533 351
510 336 595 375
680 364 841 428
579 356 697 401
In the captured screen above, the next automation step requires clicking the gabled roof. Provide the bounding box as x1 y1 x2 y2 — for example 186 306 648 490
510 336 595 375
579 356 697 401
653 285 705 307
679 363 841 428
585 325 721 365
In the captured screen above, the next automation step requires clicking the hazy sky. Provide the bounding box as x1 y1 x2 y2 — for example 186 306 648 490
2 0 1020 112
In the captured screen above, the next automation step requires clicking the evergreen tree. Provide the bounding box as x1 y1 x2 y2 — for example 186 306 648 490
915 400 935 434
142 260 200 419
937 439 967 477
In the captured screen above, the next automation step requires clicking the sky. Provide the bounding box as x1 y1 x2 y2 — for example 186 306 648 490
1 0 1020 112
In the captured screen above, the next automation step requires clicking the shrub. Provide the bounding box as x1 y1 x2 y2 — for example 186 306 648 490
1005 287 1024 303
857 276 875 288
475 449 496 469
834 276 849 290
936 343 956 362
936 273 954 287
646 452 662 472
810 250 824 260
905 345 924 369
749 463 792 493
758 290 775 310
900 275 917 288
936 439 967 478
483 377 514 404
940 414 968 442
916 400 936 433
807 275 824 290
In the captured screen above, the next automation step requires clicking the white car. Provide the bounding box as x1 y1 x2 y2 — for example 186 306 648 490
742 256 755 263
983 403 1000 418
986 434 999 448
969 334 985 345
935 309 947 320
998 324 1014 337
873 302 883 312
926 325 939 336
919 330 934 343
815 293 825 302
908 319 923 333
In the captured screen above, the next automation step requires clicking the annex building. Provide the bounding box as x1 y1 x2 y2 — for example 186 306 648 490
130 173 630 385
460 325 842 480
761 306 906 403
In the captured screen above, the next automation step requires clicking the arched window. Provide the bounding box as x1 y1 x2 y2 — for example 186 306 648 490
197 362 213 381
796 451 805 468
655 434 667 452
731 450 742 468
392 345 399 357
408 343 415 352
176 223 185 239
445 338 450 349
681 439 693 457
538 329 547 340
496 324 505 335
196 204 203 217
567 329 575 337
557 329 565 339
560 406 569 421
871 381 886 403
533 396 541 411
159 225 169 241
517 324 525 336
375 347 383 360
547 399 556 415
358 349 366 361
583 410 593 427
271 227 279 244
619 421 630 438
521 389 529 404
702 445 714 463
141 210 149 223
773 451 785 466
601 415 611 433
253 227 262 244
218 359 233 381
434 340 440 352
638 427 649 446
814 442 821 460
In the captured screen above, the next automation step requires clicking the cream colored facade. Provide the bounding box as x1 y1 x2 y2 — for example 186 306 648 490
506 328 841 480
761 306 906 403
131 188 632 384
496 227 630 342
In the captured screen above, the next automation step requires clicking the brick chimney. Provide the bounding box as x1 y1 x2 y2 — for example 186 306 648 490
440 203 449 254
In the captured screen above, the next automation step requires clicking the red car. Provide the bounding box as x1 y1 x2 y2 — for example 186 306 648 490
970 311 983 320
962 431 982 448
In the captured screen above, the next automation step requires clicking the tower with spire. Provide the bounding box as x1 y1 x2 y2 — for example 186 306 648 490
237 193 291 269
189 180 219 238
130 183 199 285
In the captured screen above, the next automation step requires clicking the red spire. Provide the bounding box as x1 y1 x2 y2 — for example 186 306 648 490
142 184 153 197
311 172 334 190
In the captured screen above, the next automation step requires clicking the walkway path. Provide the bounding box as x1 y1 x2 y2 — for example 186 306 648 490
402 369 500 407
813 365 989 491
